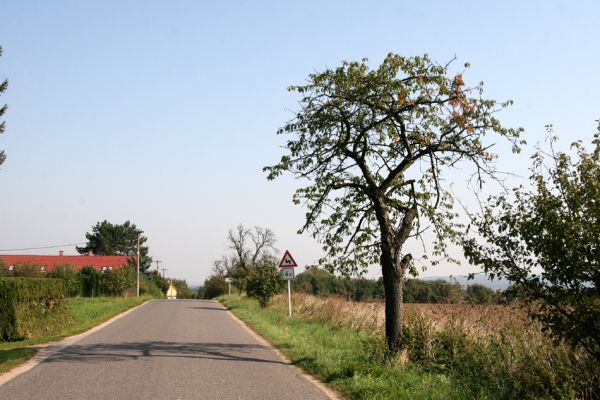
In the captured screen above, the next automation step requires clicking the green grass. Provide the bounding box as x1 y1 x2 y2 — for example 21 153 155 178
0 348 38 373
219 296 476 400
0 296 150 374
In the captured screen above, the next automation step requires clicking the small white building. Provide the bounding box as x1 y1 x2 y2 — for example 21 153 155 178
167 282 177 300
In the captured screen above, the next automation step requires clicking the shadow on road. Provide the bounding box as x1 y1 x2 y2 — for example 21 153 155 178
41 341 287 366
184 306 228 311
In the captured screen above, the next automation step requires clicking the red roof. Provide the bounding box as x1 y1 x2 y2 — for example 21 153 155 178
0 254 133 272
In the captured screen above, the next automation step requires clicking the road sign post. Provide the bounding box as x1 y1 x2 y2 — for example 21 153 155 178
287 279 292 317
278 250 298 318
225 277 234 296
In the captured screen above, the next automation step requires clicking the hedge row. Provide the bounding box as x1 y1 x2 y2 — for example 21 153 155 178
0 277 74 341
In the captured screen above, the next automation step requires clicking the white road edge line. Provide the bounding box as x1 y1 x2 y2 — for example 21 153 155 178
215 300 343 400
0 299 154 386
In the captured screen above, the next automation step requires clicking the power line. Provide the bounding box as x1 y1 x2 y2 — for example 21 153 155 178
0 242 86 252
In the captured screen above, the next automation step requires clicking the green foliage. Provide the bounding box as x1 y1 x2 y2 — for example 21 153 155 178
76 220 152 272
464 284 496 305
264 53 523 350
98 266 136 296
171 279 193 299
0 45 7 167
79 266 100 297
0 296 149 353
202 275 228 299
145 270 169 293
464 125 600 360
295 269 497 304
46 264 80 297
246 261 285 307
139 276 165 298
0 262 45 277
212 224 278 294
404 279 465 304
264 53 523 275
0 278 73 340
0 348 38 374
228 265 250 294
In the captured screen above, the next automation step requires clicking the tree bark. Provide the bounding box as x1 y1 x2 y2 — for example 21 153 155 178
375 195 418 352
382 249 403 351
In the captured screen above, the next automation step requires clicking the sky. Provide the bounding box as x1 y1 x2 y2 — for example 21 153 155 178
0 1 598 286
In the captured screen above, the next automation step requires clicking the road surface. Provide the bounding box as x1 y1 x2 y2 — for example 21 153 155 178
0 300 330 400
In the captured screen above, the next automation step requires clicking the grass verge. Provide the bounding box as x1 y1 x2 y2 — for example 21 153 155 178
0 296 150 374
219 295 475 400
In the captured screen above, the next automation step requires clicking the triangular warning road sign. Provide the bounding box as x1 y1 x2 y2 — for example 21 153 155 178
278 250 298 268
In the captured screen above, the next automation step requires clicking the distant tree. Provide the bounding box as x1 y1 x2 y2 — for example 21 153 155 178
146 270 169 294
172 279 193 299
202 274 228 299
295 268 336 296
215 224 277 293
0 45 8 167
77 220 152 272
265 53 523 351
464 126 600 359
227 224 277 269
501 283 526 304
246 255 285 307
403 279 464 303
465 284 495 304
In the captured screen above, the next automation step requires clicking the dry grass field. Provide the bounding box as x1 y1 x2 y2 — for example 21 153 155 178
271 293 599 399
275 293 530 335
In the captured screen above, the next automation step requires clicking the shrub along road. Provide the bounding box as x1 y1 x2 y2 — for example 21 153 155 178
0 300 329 400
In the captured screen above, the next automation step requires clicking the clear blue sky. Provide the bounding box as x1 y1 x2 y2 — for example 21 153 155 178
1 1 598 285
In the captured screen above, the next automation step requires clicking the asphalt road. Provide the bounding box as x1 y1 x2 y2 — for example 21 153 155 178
0 300 330 400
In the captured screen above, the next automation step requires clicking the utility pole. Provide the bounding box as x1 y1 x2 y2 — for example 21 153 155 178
161 268 168 278
155 260 162 274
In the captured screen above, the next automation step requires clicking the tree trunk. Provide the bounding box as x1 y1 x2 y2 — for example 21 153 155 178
382 250 403 351
374 195 417 353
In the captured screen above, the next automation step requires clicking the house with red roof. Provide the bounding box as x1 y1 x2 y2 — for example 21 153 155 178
0 250 133 273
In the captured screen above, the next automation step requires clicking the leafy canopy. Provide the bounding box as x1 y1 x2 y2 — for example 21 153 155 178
265 53 523 275
464 124 600 359
246 256 285 307
77 220 152 272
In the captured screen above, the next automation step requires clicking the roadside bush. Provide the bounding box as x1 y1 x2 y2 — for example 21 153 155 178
80 266 100 297
0 277 74 340
172 279 193 299
139 277 165 298
203 275 228 299
246 264 285 307
46 264 80 297
146 270 169 294
0 262 45 277
99 266 137 296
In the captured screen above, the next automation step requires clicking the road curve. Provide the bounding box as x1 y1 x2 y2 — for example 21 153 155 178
0 300 329 400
